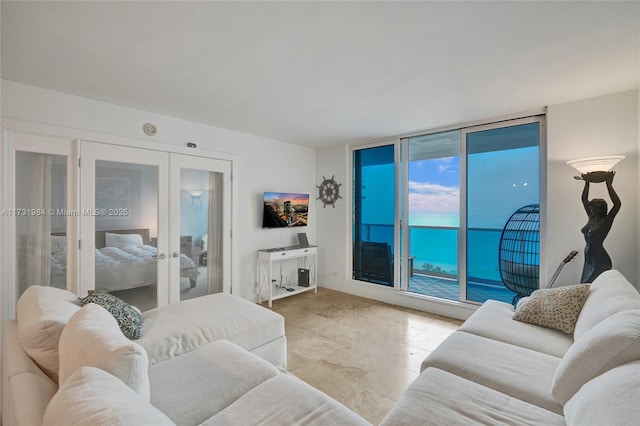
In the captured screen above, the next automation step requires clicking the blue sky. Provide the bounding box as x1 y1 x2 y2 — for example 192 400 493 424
409 156 460 216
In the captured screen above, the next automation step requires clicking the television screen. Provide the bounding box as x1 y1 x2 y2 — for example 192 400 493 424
262 192 309 228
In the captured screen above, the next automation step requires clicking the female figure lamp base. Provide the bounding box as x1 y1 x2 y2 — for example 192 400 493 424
577 171 621 283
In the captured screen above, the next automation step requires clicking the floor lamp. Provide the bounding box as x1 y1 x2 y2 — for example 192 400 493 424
566 155 624 283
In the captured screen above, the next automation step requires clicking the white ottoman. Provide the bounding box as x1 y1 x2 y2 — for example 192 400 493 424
138 293 286 368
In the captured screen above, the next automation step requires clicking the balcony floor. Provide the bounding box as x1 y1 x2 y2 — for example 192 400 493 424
407 273 516 304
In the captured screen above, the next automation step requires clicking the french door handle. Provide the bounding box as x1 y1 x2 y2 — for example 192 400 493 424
172 252 179 258
153 253 166 260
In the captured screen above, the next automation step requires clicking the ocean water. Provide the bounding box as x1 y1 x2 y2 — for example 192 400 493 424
409 227 502 283
407 212 501 282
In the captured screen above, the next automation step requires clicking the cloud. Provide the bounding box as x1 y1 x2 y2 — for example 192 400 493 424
408 181 459 212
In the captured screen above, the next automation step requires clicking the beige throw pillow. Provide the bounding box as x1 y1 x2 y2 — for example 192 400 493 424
58 304 150 400
513 284 590 334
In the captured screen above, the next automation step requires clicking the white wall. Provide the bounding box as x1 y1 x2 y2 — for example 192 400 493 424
1 79 317 301
316 89 640 319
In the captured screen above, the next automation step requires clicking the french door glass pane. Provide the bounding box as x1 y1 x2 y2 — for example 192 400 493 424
15 152 67 298
94 160 159 310
406 131 460 301
466 122 540 304
353 145 395 286
179 169 224 301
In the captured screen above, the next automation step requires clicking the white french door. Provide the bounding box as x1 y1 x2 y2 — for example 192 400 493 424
169 154 232 303
3 131 78 318
80 142 233 310
80 142 169 309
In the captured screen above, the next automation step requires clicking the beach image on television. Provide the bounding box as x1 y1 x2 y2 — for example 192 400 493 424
263 192 309 228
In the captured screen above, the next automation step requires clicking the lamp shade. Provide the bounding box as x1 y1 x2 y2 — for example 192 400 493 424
566 155 625 174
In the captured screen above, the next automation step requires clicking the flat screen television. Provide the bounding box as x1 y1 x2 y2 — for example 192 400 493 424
262 192 309 228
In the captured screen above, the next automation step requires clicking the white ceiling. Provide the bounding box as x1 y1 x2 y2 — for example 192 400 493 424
1 1 638 148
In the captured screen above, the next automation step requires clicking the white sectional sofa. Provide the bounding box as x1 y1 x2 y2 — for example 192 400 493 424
4 269 640 425
381 269 640 425
2 287 369 426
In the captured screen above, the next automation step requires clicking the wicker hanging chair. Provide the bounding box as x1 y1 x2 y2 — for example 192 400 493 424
498 204 540 304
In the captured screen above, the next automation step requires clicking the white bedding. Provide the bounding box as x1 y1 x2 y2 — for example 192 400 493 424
51 245 199 291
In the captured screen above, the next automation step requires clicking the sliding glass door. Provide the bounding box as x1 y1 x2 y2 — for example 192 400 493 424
405 131 460 300
464 120 541 303
352 117 543 305
352 143 398 287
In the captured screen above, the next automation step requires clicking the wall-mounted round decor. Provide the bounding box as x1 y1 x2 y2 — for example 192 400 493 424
317 175 342 208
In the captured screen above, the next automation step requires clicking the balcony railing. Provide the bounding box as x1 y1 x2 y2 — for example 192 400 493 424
358 223 503 284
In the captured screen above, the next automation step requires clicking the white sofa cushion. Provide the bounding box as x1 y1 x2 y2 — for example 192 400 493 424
421 331 563 414
59 304 150 400
458 300 573 357
513 284 590 334
552 309 640 405
149 339 280 425
16 286 81 383
43 367 174 426
564 361 640 426
380 367 565 426
139 293 285 367
574 269 640 340
203 373 371 426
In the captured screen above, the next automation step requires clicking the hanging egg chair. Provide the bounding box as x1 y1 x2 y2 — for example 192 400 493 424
499 204 540 304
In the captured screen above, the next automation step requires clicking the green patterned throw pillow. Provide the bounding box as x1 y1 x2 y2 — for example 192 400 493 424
80 290 143 339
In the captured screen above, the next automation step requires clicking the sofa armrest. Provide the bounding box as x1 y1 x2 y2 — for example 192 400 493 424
2 321 58 426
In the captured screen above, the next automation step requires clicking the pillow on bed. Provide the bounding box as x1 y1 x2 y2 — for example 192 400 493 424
80 290 143 339
50 235 67 254
105 232 143 249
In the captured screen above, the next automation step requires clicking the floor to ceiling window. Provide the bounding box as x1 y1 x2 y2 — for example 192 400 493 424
352 116 543 305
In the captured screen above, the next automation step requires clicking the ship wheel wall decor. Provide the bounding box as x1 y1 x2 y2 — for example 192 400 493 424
317 175 342 208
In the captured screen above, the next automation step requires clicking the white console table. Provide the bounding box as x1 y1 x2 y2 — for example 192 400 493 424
257 245 318 307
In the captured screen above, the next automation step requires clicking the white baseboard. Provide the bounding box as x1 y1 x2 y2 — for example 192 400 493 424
318 280 477 321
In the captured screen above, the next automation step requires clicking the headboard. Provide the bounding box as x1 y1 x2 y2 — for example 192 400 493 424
53 229 151 249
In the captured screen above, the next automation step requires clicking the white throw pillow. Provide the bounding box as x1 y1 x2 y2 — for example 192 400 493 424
16 286 81 383
552 309 640 405
564 361 640 426
105 232 143 249
573 269 640 340
43 367 174 426
58 304 150 400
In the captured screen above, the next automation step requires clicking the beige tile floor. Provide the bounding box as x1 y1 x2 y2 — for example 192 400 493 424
266 287 463 424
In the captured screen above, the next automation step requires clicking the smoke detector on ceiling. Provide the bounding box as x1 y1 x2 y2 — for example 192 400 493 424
143 123 158 136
